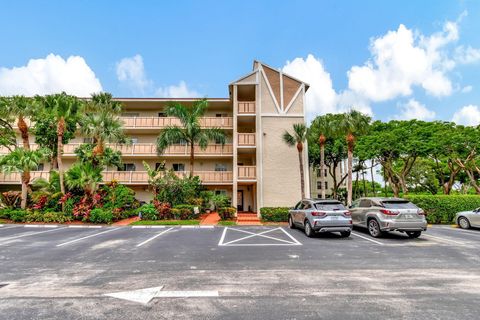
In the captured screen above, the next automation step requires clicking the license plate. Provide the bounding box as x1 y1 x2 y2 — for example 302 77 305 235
330 216 339 220
404 214 414 219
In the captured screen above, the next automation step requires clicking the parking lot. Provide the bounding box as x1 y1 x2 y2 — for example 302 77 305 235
0 224 479 319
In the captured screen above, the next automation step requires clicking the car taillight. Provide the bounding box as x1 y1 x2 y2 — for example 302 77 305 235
380 209 399 215
344 211 351 216
311 211 326 217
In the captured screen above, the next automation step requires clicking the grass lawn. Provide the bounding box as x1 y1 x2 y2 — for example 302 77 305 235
130 220 200 225
217 220 237 226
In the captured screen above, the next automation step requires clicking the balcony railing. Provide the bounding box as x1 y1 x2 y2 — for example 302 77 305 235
238 133 256 147
238 102 256 114
0 171 233 185
237 166 256 180
1 144 234 157
122 116 233 129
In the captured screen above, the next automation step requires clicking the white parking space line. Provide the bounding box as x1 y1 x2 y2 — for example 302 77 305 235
0 227 67 244
279 228 302 245
68 225 103 229
131 226 165 229
351 232 384 245
56 228 121 247
0 225 21 230
24 225 58 228
136 228 173 247
422 234 467 245
218 227 228 246
222 228 297 245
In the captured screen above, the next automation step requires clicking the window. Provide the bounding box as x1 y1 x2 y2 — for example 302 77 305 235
350 200 360 208
122 112 140 117
325 169 328 177
172 163 185 172
216 113 228 117
315 202 346 211
215 137 224 144
325 181 328 190
294 201 302 210
35 164 44 171
158 112 167 117
83 138 94 143
381 201 418 209
119 163 136 171
302 202 312 210
215 190 227 196
155 162 165 171
130 137 138 144
215 164 227 172
359 199 371 208
317 181 322 189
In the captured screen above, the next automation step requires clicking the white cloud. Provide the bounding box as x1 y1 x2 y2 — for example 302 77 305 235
461 85 472 93
155 81 200 98
452 105 480 126
0 54 102 96
454 45 480 64
394 99 435 120
116 54 150 93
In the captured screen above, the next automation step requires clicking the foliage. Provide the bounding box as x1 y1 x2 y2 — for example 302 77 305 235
283 123 308 198
65 162 102 195
42 211 72 223
0 208 15 219
1 191 21 208
9 209 28 222
153 200 172 219
136 204 158 220
172 204 198 220
211 194 230 210
89 208 113 224
218 207 236 220
260 207 290 222
156 99 226 176
75 143 123 169
406 195 480 224
102 181 136 211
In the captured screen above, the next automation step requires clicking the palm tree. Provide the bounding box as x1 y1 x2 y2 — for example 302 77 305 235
0 96 37 150
79 93 128 159
332 110 371 206
0 148 50 209
283 123 308 199
65 162 102 196
156 99 226 177
312 116 330 199
39 93 81 195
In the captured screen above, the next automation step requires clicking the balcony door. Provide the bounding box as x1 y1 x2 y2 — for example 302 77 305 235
237 190 244 212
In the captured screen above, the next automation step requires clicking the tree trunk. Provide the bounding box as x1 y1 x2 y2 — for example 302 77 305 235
57 118 65 195
189 143 195 177
362 171 367 197
20 171 30 209
320 140 326 199
51 156 58 170
347 145 353 207
297 143 305 199
17 116 30 150
370 162 376 196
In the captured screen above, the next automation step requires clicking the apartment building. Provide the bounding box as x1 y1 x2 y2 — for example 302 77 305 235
0 61 310 214
309 162 347 198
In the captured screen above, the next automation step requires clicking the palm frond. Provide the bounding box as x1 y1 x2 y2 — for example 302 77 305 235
156 126 187 154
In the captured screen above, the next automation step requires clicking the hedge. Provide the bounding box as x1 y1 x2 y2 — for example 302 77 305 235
218 207 236 220
260 207 290 222
406 195 480 224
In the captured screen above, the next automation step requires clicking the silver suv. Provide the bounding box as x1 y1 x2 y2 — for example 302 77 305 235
288 199 353 237
350 197 427 238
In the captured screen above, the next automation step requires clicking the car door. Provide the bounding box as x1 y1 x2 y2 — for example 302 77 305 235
299 201 311 227
471 208 480 226
291 201 302 224
350 200 361 225
357 199 371 227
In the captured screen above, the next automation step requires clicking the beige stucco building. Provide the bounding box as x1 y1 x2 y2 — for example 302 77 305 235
309 162 347 199
0 61 310 215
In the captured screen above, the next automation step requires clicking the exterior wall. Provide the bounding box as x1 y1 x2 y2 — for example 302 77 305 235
309 164 346 198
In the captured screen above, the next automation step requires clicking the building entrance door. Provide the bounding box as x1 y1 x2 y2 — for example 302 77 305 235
237 190 244 212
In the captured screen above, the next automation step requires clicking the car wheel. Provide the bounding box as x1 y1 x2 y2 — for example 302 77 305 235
458 217 471 229
368 219 383 238
406 231 421 238
304 221 314 238
288 215 296 229
340 230 351 237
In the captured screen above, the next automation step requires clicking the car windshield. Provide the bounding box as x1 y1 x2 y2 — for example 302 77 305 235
381 201 418 209
314 202 346 211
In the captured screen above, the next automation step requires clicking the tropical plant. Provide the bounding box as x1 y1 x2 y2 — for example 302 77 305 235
79 92 129 160
0 118 16 151
75 143 122 169
331 110 371 206
0 96 38 150
65 162 102 196
0 148 50 209
35 93 81 195
282 123 308 199
211 194 230 210
156 99 226 177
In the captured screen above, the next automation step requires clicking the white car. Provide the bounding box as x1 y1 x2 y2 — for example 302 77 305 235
456 208 480 229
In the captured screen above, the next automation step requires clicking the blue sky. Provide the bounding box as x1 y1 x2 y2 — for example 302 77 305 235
0 0 479 123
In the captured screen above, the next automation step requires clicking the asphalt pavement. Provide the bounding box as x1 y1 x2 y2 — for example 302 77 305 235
0 223 479 319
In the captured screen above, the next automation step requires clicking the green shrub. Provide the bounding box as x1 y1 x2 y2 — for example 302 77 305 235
102 182 136 210
0 208 14 219
9 209 28 222
24 211 44 223
89 208 113 224
406 195 480 224
260 207 290 222
136 204 158 220
218 207 236 220
172 204 198 220
43 212 71 223
211 194 230 210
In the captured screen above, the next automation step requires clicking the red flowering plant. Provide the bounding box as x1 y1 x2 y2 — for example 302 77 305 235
32 195 48 210
153 199 172 219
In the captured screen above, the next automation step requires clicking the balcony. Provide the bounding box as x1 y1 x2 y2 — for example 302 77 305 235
1 144 234 157
237 133 256 147
63 143 233 157
0 171 233 185
238 102 256 114
122 116 233 129
237 166 256 180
